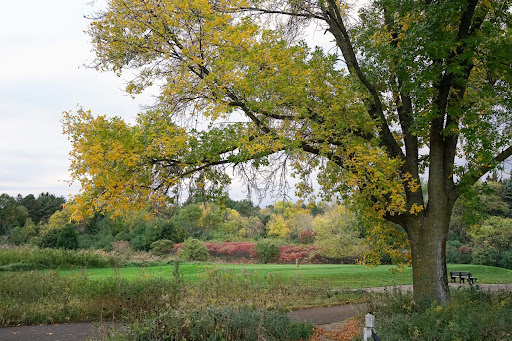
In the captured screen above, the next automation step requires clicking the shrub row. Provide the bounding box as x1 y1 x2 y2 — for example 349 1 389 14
0 246 111 270
204 241 256 261
172 240 356 264
446 240 512 269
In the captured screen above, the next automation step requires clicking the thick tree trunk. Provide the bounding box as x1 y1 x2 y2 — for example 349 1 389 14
408 215 451 303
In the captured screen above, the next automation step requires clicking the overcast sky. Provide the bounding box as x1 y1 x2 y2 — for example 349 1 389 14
0 1 338 203
0 1 158 199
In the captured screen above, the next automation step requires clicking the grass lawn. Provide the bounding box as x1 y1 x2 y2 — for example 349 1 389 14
60 263 512 288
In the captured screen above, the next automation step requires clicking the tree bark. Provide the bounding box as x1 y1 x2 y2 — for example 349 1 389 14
406 206 453 303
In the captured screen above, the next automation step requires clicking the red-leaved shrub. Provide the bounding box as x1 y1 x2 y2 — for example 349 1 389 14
278 245 321 264
172 241 338 264
174 241 256 262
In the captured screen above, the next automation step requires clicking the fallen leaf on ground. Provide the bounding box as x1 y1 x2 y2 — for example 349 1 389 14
309 318 362 341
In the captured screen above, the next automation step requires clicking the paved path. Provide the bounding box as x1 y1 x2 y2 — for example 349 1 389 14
1 283 510 340
289 304 360 325
0 322 120 341
0 305 360 341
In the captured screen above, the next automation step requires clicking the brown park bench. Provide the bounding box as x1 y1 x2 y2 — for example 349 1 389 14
450 271 476 284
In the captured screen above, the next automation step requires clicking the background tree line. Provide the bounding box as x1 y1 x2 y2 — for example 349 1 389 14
0 192 369 262
0 193 66 235
2 177 512 269
447 176 512 269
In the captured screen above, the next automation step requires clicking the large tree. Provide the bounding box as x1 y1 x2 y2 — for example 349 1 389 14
64 0 512 302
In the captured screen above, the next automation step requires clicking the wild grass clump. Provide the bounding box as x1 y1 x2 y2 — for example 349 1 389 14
185 266 354 310
0 246 112 270
365 286 512 340
0 262 356 327
107 306 313 341
0 268 183 326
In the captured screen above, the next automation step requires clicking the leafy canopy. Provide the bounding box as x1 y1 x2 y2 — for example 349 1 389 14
64 0 512 228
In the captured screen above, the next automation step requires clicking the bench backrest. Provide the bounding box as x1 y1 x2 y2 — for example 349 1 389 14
450 271 472 277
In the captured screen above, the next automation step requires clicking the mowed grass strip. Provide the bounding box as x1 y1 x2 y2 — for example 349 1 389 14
60 263 512 288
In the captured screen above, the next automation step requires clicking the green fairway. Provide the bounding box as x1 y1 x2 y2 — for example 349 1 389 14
60 263 512 288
